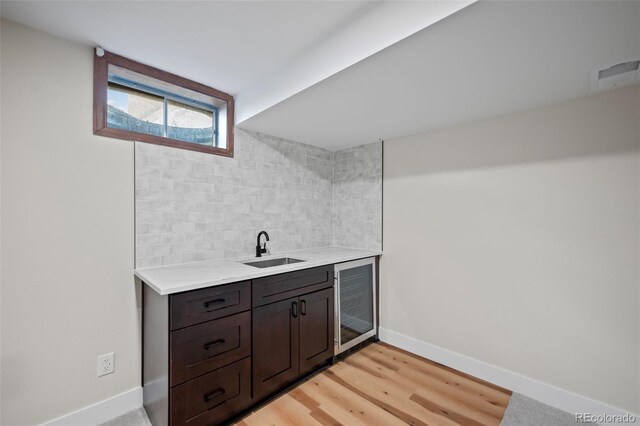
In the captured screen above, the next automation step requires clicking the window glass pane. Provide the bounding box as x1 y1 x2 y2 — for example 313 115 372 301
217 103 228 149
99 60 232 156
107 82 164 137
167 100 215 146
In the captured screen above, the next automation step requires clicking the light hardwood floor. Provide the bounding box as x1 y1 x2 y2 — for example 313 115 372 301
237 342 512 426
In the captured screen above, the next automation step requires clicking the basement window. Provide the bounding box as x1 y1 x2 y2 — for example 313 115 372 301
94 50 234 156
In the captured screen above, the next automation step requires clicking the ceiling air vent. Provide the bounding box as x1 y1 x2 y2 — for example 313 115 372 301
591 60 640 91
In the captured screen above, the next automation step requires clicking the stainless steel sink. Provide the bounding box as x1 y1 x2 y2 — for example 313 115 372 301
243 257 305 268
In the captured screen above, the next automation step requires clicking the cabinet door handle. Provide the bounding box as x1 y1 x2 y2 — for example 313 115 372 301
203 298 226 309
203 388 225 403
292 301 298 318
300 300 306 316
203 339 226 351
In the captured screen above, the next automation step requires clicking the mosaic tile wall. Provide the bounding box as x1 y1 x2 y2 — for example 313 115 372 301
333 142 383 251
135 129 381 267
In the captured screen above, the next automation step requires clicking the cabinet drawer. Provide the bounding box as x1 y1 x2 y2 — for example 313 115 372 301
170 357 251 426
170 281 250 330
252 265 333 307
170 311 251 387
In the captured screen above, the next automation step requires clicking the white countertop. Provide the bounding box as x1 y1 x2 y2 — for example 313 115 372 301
135 247 382 295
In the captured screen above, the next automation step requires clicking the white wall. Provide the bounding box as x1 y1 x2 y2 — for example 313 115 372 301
1 20 138 425
381 85 640 413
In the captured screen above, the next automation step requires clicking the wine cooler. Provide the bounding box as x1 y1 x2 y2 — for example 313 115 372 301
334 257 377 354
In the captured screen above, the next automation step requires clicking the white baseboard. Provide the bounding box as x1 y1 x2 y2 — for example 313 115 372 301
378 328 638 421
41 386 142 426
36 330 636 425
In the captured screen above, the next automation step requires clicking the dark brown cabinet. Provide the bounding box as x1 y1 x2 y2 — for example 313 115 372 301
252 265 333 307
299 287 334 376
252 271 334 402
170 310 251 386
252 297 300 400
170 358 251 426
143 282 253 426
143 264 337 426
170 281 251 330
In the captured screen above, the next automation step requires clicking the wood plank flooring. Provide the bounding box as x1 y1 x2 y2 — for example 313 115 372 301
237 342 512 426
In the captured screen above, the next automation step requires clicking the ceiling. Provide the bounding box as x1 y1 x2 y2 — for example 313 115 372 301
240 0 640 150
0 0 472 132
0 1 372 95
2 1 638 151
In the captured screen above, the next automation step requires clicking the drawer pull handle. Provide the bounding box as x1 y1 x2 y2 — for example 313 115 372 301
203 339 226 351
203 388 225 403
203 298 226 309
292 301 298 318
300 300 306 316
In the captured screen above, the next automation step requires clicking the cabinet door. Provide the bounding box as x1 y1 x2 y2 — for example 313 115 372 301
252 296 300 401
299 287 334 376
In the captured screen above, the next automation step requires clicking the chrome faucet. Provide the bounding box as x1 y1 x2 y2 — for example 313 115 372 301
256 231 270 257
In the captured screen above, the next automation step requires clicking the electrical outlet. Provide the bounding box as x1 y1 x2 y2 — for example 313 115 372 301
97 352 115 377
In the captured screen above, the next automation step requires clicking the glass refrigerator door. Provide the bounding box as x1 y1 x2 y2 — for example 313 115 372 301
337 259 376 352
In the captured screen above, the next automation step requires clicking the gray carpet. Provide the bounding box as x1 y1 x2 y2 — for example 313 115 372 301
500 393 590 426
99 408 151 426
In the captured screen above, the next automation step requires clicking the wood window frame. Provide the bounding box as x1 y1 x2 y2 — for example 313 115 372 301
94 50 234 157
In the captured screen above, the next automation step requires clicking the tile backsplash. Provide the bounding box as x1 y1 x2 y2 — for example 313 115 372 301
135 129 381 267
333 142 382 251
